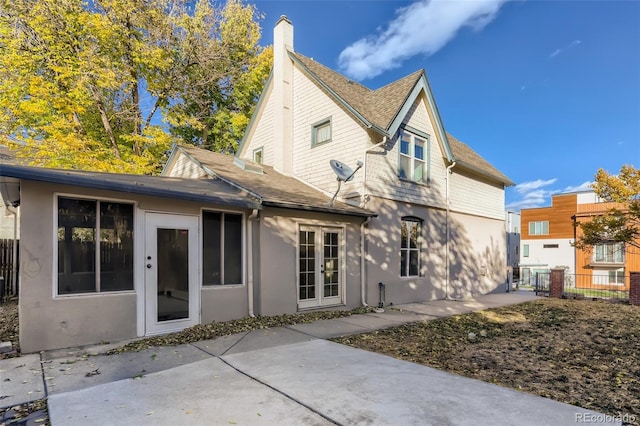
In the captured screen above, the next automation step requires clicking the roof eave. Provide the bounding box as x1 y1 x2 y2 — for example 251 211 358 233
288 52 388 136
262 200 376 218
454 160 515 187
236 71 274 158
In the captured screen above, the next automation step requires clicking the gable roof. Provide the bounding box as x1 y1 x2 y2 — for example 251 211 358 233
446 133 514 186
173 145 374 218
0 164 259 209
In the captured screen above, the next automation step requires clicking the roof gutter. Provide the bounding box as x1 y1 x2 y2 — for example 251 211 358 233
261 200 376 218
453 159 515 187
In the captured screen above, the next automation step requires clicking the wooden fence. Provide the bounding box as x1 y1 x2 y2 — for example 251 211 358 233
0 238 19 300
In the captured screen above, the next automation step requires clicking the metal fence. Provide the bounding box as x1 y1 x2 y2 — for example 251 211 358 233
533 271 629 302
0 238 19 300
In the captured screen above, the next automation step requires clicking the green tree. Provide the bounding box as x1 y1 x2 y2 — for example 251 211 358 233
0 0 271 173
575 165 640 250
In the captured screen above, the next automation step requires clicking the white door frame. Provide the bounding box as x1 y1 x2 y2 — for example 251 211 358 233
144 212 200 335
297 225 345 309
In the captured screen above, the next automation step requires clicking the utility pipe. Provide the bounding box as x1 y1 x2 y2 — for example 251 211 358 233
360 216 372 306
247 209 259 317
445 161 456 300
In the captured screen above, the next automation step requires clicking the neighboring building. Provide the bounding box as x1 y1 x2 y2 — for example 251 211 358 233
520 191 639 290
2 17 513 353
574 196 639 290
505 210 520 270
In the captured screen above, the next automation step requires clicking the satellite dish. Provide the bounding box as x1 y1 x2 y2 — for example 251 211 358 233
328 159 363 206
330 160 355 182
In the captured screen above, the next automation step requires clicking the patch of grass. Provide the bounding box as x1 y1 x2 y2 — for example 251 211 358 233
333 299 640 424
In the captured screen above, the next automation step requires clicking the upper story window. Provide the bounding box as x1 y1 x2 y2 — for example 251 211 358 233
253 147 263 164
312 117 332 146
399 131 428 184
401 217 422 277
593 242 624 264
528 221 549 235
57 196 134 295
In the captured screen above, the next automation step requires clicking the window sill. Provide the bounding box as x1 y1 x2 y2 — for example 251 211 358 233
398 176 430 187
55 290 136 299
589 262 625 268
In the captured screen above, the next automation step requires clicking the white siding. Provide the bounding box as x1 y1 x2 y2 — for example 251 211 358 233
241 85 275 166
290 67 369 196
164 152 208 179
449 170 505 220
366 96 447 210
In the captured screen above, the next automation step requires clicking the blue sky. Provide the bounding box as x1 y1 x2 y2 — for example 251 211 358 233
251 0 640 211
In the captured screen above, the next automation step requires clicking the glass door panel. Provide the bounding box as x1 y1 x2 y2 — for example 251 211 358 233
156 228 189 322
298 226 342 309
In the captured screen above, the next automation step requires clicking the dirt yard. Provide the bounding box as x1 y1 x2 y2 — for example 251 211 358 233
0 300 18 359
333 298 640 424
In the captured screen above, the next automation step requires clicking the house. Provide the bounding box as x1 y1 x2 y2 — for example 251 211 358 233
520 191 639 290
2 16 513 353
573 195 639 290
225 16 514 304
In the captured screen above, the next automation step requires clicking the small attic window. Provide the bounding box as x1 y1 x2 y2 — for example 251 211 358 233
253 147 263 164
311 117 332 147
233 157 263 174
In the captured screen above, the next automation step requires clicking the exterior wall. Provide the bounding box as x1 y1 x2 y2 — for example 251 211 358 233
364 196 507 306
521 193 576 240
164 151 208 179
366 96 447 211
256 208 364 316
519 238 575 273
241 84 275 166
449 169 505 220
290 66 368 197
19 180 251 352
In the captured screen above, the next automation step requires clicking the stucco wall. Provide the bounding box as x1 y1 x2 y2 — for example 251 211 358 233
18 180 251 352
520 238 574 273
364 196 508 306
256 208 364 316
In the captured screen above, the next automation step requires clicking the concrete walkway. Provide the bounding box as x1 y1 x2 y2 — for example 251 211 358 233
0 291 620 425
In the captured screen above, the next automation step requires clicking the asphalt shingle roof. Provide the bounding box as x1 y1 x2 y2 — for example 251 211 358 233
288 52 513 186
178 145 374 218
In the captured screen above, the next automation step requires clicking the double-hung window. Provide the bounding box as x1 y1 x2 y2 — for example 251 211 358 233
57 197 134 295
202 211 243 285
593 242 624 263
401 217 422 277
399 131 427 183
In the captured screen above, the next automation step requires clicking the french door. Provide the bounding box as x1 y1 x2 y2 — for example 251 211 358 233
144 213 199 335
298 226 344 309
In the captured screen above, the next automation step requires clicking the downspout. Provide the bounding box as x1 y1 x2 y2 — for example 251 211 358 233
247 209 259 317
445 161 456 300
359 136 387 306
360 216 372 306
7 205 18 296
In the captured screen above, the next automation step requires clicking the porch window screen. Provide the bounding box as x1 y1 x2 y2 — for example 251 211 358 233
57 197 134 295
401 217 422 277
203 211 243 285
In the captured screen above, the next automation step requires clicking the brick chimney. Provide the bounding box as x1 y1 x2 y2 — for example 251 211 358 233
272 16 294 175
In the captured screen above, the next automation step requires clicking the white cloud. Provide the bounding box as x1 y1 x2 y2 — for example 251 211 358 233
563 181 593 193
513 178 557 194
338 0 511 80
549 39 581 59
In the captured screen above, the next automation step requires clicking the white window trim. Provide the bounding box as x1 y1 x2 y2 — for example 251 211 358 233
296 222 347 309
253 147 264 164
398 129 429 184
53 193 137 299
200 208 246 288
528 221 549 236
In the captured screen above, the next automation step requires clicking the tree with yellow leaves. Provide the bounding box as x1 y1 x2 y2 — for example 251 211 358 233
0 0 271 174
575 165 639 250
